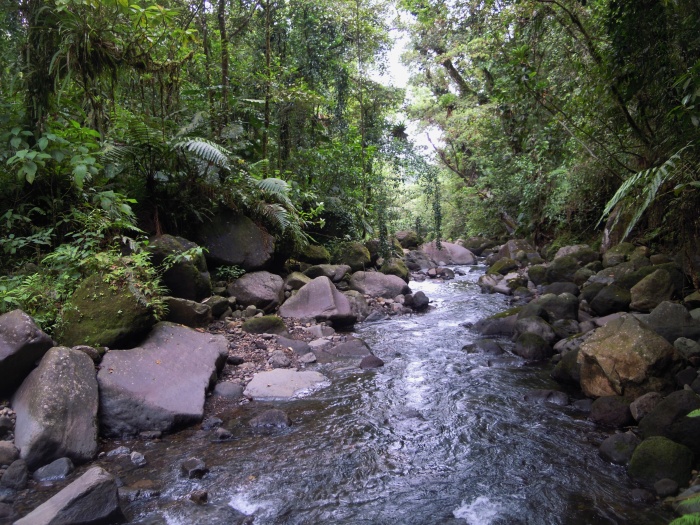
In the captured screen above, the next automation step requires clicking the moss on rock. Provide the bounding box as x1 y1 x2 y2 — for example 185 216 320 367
241 315 287 335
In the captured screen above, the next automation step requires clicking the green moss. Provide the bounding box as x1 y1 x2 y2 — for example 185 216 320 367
489 306 522 319
57 273 156 348
297 244 331 264
333 242 371 271
487 258 518 276
380 258 409 282
628 436 694 487
242 315 287 334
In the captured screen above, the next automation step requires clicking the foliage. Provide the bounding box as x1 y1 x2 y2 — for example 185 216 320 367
215 265 246 282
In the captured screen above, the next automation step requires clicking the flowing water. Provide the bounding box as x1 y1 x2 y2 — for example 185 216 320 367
20 265 675 524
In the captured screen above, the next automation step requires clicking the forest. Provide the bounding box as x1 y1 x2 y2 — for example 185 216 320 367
1 0 699 330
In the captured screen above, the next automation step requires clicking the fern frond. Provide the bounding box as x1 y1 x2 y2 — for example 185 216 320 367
174 112 206 138
256 202 290 231
256 177 289 197
174 138 231 170
670 513 700 525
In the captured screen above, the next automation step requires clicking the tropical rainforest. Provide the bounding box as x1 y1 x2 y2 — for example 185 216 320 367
1 0 699 330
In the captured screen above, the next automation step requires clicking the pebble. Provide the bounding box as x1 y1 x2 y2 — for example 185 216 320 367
131 451 147 467
181 458 208 479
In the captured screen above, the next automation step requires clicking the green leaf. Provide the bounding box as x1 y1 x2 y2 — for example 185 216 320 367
37 137 49 151
23 161 38 183
10 137 21 148
72 164 88 188
687 408 700 418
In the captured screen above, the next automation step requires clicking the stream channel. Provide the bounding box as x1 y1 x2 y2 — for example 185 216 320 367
39 264 679 524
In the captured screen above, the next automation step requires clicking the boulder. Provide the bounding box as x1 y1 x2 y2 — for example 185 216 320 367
285 272 311 291
241 315 287 334
380 258 409 282
343 290 370 321
360 355 385 369
333 241 371 271
629 269 675 312
57 273 156 349
296 244 330 265
478 274 501 294
513 333 552 361
627 436 694 487
243 369 328 399
638 389 700 455
404 250 437 271
522 389 569 406
545 256 579 283
589 284 631 316
531 293 579 322
497 239 537 261
279 276 355 326
201 295 230 318
514 317 556 344
349 271 411 299
303 264 351 282
589 396 633 428
573 268 595 287
602 242 636 268
551 350 580 385
551 319 581 340
12 347 98 469
554 245 599 265
0 459 27 490
472 312 519 337
629 392 663 422
642 301 700 343
0 441 19 466
578 315 678 398
599 432 640 465
325 339 372 358
227 271 284 312
97 323 228 437
527 265 547 286
148 235 211 301
0 310 54 394
14 466 121 525
487 258 518 276
395 230 420 249
164 297 213 327
33 457 74 482
421 241 476 265
411 291 430 311
542 282 580 297
196 212 275 270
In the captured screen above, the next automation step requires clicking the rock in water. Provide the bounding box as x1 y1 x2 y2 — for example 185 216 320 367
421 241 476 265
97 323 228 437
244 369 328 399
577 314 677 398
279 276 356 327
0 309 54 394
12 347 98 469
348 271 411 299
14 466 121 525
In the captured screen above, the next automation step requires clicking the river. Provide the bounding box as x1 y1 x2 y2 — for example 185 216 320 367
40 264 677 524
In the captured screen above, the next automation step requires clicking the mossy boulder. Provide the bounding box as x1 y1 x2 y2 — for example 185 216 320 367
380 258 409 282
241 316 287 335
627 436 694 487
528 264 547 286
630 269 675 312
333 242 371 272
602 242 636 268
513 333 552 361
545 256 579 283
58 274 156 348
296 244 331 265
148 235 211 301
395 230 420 249
590 284 631 316
487 258 518 276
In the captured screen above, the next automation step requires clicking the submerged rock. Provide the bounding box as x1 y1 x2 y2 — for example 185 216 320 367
243 369 328 399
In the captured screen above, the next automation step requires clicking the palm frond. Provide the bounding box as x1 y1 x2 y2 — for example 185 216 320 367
255 202 290 231
598 144 693 239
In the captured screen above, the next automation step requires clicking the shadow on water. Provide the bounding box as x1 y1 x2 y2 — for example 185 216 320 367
18 265 675 524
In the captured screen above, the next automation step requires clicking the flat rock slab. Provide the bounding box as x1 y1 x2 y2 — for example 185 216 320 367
243 369 329 399
97 323 228 437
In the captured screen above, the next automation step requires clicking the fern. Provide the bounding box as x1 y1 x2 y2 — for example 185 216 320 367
174 138 231 170
598 144 694 239
670 514 700 525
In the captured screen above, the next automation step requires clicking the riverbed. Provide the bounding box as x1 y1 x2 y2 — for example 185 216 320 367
16 264 674 524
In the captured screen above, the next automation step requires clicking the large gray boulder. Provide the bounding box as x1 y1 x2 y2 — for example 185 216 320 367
395 230 419 249
148 234 212 301
279 276 356 326
0 310 54 394
554 244 599 265
641 301 700 343
629 269 675 312
638 389 700 455
497 239 537 262
197 212 275 270
531 293 579 322
13 466 121 525
227 271 284 312
349 271 411 299
12 347 98 469
545 256 579 283
97 323 228 437
404 250 437 271
421 241 476 265
578 315 678 398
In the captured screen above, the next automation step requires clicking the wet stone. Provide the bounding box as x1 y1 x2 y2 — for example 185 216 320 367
0 459 28 490
131 451 147 467
654 478 679 498
630 488 655 504
213 382 245 400
181 457 208 479
250 409 291 429
139 431 162 440
33 457 74 482
202 417 223 430
360 355 385 369
106 446 130 458
227 356 245 366
214 427 233 441
190 490 208 504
